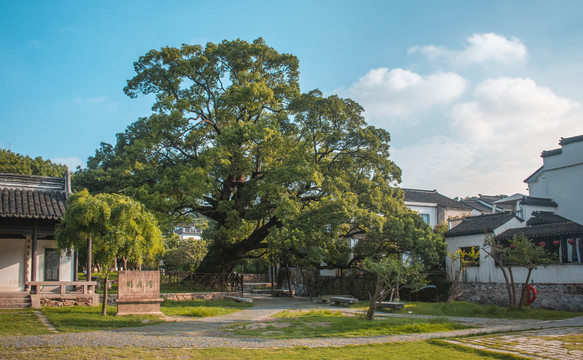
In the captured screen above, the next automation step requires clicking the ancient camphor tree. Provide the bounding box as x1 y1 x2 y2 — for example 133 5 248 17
74 38 441 274
56 190 162 315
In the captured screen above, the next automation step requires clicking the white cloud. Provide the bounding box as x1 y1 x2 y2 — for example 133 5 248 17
74 96 108 105
340 68 467 121
409 33 527 66
52 157 84 170
394 77 583 197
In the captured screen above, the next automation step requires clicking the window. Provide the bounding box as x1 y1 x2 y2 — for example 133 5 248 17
459 246 480 267
420 213 430 225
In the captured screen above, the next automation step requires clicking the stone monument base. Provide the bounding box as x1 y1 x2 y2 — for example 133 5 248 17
116 297 164 316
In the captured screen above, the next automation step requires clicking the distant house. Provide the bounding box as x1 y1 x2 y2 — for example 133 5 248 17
444 135 583 311
525 134 583 225
461 194 513 215
174 226 203 240
403 189 473 228
0 173 75 292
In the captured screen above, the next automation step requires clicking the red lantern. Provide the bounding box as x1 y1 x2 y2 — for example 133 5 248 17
538 241 546 247
568 238 575 245
510 243 516 249
553 240 560 246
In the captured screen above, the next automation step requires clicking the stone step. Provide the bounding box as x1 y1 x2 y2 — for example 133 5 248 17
0 293 32 309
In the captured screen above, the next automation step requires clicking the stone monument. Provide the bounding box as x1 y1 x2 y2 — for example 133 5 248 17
116 270 163 316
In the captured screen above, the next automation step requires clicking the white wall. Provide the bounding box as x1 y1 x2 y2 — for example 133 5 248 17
528 140 583 225
0 238 26 291
406 204 438 227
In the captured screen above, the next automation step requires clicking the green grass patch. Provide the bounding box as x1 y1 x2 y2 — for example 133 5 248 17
0 310 52 336
161 299 252 317
41 305 164 333
227 309 466 339
0 341 523 359
363 301 583 320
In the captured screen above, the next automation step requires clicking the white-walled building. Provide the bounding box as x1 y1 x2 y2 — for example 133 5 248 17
403 189 473 228
0 173 76 294
525 134 583 225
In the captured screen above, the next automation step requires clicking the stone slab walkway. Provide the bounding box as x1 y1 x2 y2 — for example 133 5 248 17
0 294 581 356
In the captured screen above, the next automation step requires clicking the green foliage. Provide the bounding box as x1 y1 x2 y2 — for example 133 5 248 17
447 247 480 302
483 233 556 308
0 149 68 176
56 189 163 315
73 38 439 274
362 255 428 320
163 236 209 271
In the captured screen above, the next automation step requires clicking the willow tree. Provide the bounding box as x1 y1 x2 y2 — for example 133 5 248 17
56 190 162 315
73 38 433 274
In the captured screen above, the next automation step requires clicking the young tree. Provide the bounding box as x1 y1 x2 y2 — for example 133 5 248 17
447 247 479 302
73 38 405 274
163 236 208 272
56 190 163 315
362 256 428 320
483 233 555 308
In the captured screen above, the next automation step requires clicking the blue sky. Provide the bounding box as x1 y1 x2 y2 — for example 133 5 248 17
2 1 583 198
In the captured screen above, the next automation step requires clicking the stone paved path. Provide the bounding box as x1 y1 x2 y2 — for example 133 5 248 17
0 294 582 358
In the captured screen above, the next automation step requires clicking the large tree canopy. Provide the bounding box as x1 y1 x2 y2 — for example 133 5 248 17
74 38 440 273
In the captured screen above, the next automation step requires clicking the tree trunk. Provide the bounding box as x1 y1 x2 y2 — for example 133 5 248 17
366 274 381 321
299 266 314 301
285 263 293 297
101 271 109 316
519 268 534 307
508 268 516 308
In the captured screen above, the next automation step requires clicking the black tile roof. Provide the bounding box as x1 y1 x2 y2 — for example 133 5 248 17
0 173 67 220
497 221 583 240
402 189 472 211
559 134 583 146
520 196 557 207
526 211 569 226
444 212 519 237
541 148 562 158
461 198 493 213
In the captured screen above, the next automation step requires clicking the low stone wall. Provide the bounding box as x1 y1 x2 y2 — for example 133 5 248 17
101 292 239 306
41 297 94 307
458 283 583 311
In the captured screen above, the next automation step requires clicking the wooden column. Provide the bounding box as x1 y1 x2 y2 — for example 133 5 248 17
31 225 38 282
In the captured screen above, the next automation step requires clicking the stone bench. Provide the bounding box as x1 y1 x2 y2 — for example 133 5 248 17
330 296 359 305
376 301 405 310
224 295 254 303
318 295 353 304
271 289 295 297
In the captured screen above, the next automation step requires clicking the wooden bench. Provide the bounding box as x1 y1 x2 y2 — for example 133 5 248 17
376 302 405 310
330 296 359 305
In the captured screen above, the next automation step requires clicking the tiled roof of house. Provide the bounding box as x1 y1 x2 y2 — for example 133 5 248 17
461 198 493 213
444 212 518 237
402 189 472 211
496 221 583 240
0 173 67 220
520 196 557 207
526 211 570 226
559 134 583 146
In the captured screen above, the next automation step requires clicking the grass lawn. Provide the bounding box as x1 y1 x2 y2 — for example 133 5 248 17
351 301 583 320
0 310 52 336
227 309 467 339
161 299 253 317
0 340 526 359
41 305 164 333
